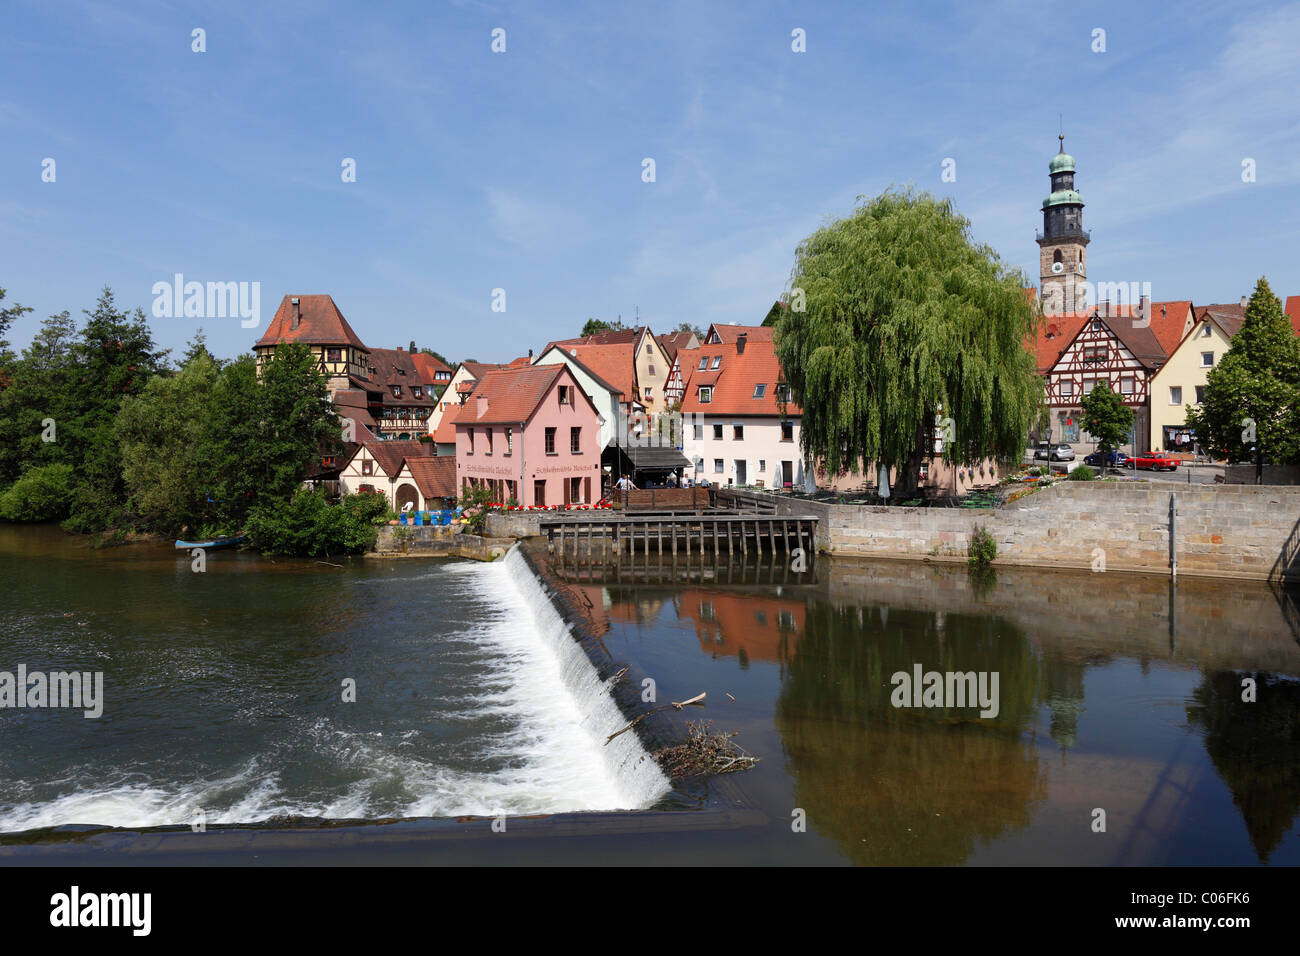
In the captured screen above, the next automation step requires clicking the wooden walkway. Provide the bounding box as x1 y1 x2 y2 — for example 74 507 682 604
540 512 817 561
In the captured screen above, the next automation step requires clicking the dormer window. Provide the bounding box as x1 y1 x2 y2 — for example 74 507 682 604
711 357 721 369
391 385 402 398
699 386 713 404
776 384 791 403
698 357 708 370
412 386 423 398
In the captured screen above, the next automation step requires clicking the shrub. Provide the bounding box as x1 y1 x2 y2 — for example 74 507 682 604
0 464 74 522
1067 464 1097 481
968 523 997 569
247 488 394 557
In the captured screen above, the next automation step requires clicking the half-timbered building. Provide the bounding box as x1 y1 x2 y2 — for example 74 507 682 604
1037 302 1165 454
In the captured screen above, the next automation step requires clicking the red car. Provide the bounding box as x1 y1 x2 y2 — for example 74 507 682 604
1129 453 1178 471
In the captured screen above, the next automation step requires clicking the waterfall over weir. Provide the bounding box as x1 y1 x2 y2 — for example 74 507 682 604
481 548 671 810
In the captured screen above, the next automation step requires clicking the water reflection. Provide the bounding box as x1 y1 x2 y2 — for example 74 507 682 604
1186 671 1300 863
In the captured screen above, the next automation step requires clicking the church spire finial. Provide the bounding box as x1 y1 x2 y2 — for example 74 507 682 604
1058 132 1065 153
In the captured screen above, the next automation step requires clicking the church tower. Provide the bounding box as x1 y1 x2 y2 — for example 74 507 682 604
1037 135 1089 316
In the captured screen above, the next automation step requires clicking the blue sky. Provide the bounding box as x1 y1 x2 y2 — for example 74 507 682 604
2 0 1298 364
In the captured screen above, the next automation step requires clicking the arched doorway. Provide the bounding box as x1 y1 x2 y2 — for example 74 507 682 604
395 483 420 513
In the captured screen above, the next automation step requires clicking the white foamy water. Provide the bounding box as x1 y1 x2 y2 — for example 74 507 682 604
0 548 669 831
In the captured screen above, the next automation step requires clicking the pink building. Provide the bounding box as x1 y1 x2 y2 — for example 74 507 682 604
455 364 603 507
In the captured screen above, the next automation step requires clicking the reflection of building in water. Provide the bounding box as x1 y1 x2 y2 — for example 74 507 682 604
607 593 666 626
673 589 805 667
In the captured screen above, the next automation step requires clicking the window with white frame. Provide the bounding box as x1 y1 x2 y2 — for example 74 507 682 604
1169 386 1182 405
1201 351 1214 367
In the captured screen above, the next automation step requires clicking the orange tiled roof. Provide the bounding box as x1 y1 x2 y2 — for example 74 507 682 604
706 323 773 345
457 364 568 426
432 402 462 444
679 338 800 416
410 352 452 381
356 439 431 478
1146 300 1194 355
549 342 638 401
406 456 457 499
256 295 368 350
1283 296 1300 335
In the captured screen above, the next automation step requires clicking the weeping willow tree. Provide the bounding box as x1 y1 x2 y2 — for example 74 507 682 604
775 188 1041 497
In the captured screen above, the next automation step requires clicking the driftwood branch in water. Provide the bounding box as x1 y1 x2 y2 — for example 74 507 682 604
652 721 759 778
604 691 707 745
315 560 344 568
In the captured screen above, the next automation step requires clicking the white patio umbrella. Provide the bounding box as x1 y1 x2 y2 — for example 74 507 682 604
803 460 817 494
877 463 891 499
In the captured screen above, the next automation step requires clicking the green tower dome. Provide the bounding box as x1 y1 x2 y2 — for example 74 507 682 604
1049 152 1075 174
1042 189 1083 208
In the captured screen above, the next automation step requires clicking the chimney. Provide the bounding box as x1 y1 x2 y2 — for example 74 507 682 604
1138 294 1150 321
290 297 300 330
528 348 534 359
476 393 489 419
1102 299 1110 318
1240 295 1248 307
736 333 747 354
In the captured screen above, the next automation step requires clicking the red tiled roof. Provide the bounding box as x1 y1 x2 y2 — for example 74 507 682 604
333 388 376 429
705 324 773 345
457 364 568 426
1032 312 1088 374
355 439 431 478
549 343 638 401
679 339 800 416
657 331 698 362
255 295 368 350
534 345 624 398
366 348 436 408
1146 300 1194 355
1283 296 1300 335
459 361 507 380
432 402 463 444
410 352 452 381
406 456 457 500
548 327 644 348
506 356 532 367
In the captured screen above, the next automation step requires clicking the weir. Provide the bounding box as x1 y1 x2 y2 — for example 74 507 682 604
499 548 671 809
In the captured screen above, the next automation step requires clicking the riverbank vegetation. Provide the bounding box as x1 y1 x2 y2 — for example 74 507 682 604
0 284 390 553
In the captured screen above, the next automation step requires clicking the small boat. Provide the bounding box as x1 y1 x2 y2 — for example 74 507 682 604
174 535 248 550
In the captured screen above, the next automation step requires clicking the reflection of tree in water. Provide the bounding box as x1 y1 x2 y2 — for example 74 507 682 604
1187 671 1300 863
1043 654 1087 750
775 601 1047 865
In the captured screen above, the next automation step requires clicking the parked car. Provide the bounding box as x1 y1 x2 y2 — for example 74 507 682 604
1049 444 1075 461
1129 453 1179 471
1032 441 1051 460
1084 449 1128 467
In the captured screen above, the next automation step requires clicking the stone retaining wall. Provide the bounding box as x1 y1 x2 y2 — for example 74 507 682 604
726 484 1300 582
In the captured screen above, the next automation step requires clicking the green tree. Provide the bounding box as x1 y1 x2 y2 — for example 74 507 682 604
0 286 33 364
1186 277 1300 465
670 321 704 339
0 463 73 522
775 188 1041 498
419 347 450 366
581 317 627 337
115 350 222 534
761 301 785 327
0 311 79 483
1079 382 1133 455
200 344 341 527
62 287 167 531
